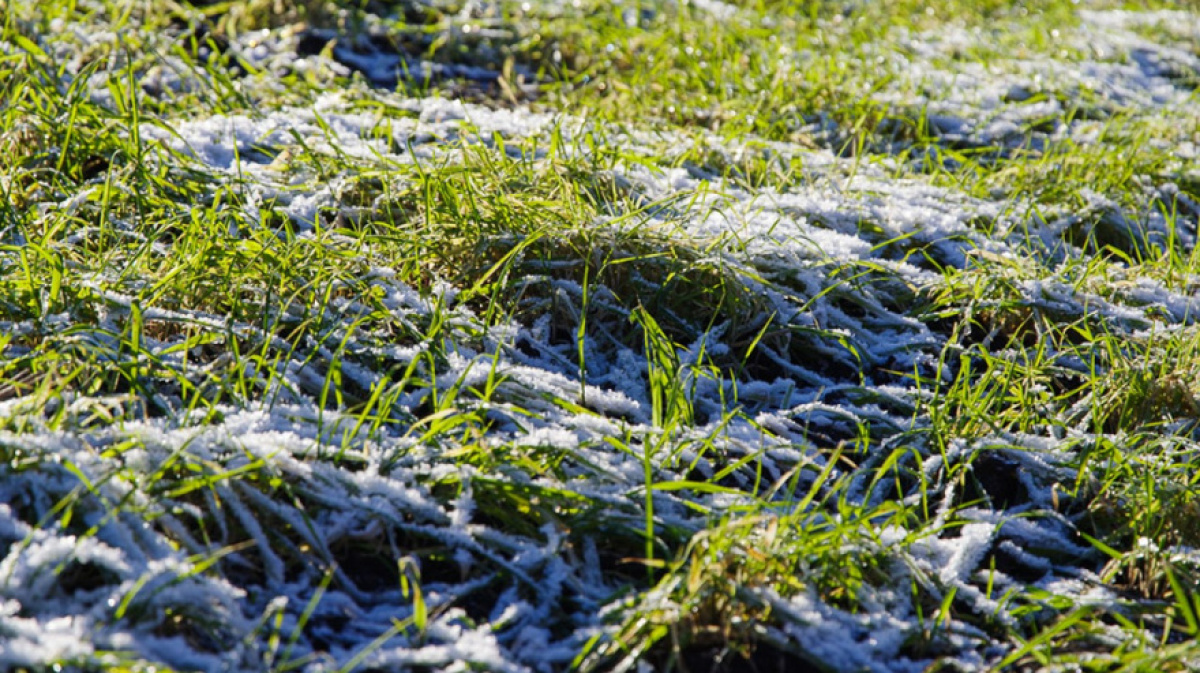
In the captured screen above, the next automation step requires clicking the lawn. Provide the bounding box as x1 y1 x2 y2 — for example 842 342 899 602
2 0 1200 670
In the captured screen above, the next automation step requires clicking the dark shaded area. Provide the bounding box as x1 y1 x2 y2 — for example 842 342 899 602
174 0 540 103
330 540 403 593
968 450 1027 510
57 560 122 595
657 643 830 673
297 28 521 98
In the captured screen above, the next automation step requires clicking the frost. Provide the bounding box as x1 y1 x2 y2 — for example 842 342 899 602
5 2 1200 672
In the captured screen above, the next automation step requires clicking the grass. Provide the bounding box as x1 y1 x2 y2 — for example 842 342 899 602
2 0 1200 670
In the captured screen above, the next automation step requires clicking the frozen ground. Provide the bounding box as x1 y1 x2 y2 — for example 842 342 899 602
2 2 1200 671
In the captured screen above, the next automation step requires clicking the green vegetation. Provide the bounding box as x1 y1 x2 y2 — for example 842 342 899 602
2 0 1200 670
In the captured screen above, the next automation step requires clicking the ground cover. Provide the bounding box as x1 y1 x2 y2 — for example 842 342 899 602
2 0 1200 670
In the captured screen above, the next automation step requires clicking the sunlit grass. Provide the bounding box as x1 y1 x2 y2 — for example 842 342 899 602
2 0 1200 670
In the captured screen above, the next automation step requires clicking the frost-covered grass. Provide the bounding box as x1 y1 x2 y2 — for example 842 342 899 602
3 0 1200 671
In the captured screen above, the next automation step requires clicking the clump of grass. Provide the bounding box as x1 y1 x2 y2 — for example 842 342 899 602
1078 329 1200 434
582 482 907 672
198 0 343 36
5 0 1200 671
367 143 864 390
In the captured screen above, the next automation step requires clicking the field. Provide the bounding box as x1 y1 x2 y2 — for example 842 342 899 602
2 0 1200 670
